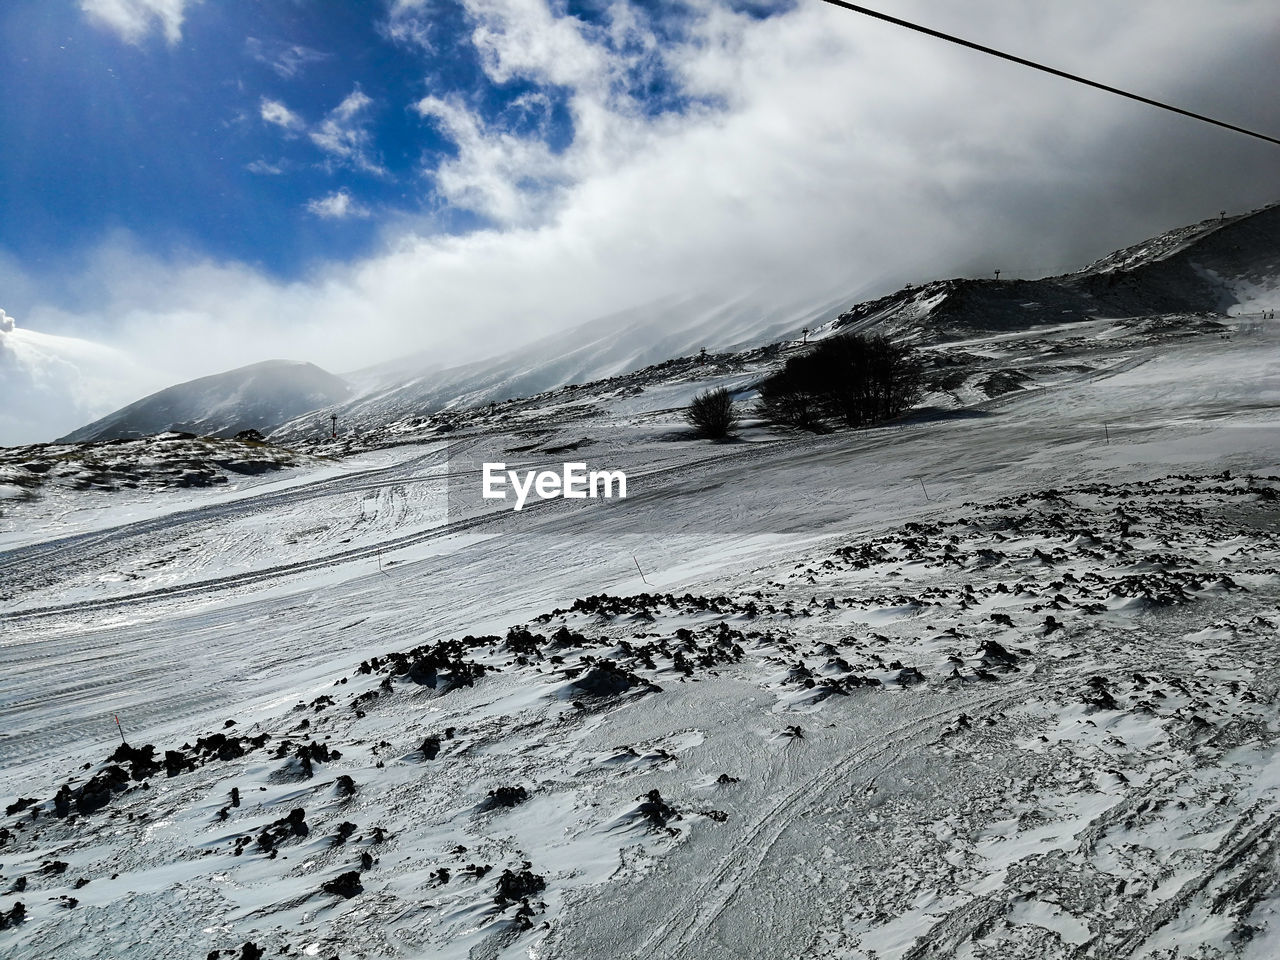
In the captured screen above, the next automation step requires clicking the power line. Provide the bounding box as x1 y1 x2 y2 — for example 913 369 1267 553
816 0 1280 147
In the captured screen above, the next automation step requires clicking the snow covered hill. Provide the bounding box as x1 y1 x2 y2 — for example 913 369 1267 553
265 203 1280 443
834 201 1280 341
2 301 1280 959
271 288 854 443
55 204 1276 448
59 360 351 443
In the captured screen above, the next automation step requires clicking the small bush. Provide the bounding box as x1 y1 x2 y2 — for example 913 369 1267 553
686 387 738 439
756 333 922 430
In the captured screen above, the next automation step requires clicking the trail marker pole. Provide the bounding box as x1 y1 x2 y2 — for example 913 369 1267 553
632 553 652 586
919 478 930 501
1104 423 1110 444
114 715 126 746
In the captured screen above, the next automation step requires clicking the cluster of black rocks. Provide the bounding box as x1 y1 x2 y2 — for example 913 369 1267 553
357 638 490 693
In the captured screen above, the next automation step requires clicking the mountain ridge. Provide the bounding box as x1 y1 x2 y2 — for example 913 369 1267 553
58 202 1279 445
833 202 1279 340
58 359 351 443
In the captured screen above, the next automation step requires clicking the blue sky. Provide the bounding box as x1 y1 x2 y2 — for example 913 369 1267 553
1 0 1278 444
0 0 786 286
1 1 576 278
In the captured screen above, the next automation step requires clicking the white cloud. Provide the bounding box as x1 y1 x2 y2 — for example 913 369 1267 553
246 37 329 79
416 95 566 224
306 190 370 219
259 97 304 132
0 309 150 445
246 158 288 176
80 0 195 45
384 0 438 50
310 89 384 174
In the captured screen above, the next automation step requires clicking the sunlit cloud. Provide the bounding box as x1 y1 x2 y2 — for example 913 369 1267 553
306 189 370 219
0 307 150 445
259 97 305 132
310 89 384 174
80 0 196 45
416 95 566 224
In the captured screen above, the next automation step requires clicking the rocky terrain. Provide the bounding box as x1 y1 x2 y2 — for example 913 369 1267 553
0 433 309 506
3 471 1280 959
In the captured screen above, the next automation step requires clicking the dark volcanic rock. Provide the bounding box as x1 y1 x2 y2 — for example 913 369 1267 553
322 870 363 899
636 789 680 828
486 786 529 809
978 639 1019 669
256 808 309 853
494 866 546 905
0 902 25 929
570 659 653 697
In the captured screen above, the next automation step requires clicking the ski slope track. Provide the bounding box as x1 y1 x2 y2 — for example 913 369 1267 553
4 216 1280 958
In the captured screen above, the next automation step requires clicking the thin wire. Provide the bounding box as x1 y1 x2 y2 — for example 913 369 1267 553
816 0 1280 147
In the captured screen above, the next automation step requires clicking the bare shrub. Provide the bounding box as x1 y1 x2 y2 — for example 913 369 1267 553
686 387 738 439
756 334 922 430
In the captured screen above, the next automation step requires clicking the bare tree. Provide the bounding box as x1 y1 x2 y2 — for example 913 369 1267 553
756 333 922 430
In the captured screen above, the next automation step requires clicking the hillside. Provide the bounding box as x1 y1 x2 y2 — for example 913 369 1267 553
271 289 852 443
266 203 1279 443
3 303 1279 959
833 202 1280 341
59 360 351 443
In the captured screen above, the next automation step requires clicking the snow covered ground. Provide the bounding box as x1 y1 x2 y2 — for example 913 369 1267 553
2 314 1279 959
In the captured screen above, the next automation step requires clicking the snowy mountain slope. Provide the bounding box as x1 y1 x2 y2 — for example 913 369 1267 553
4 204 1280 959
53 204 1272 449
834 202 1280 341
267 204 1279 445
2 310 1280 959
273 288 854 442
59 360 351 443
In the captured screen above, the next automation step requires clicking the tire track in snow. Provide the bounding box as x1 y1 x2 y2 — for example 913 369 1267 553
635 689 1026 960
0 446 452 579
2 434 803 624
